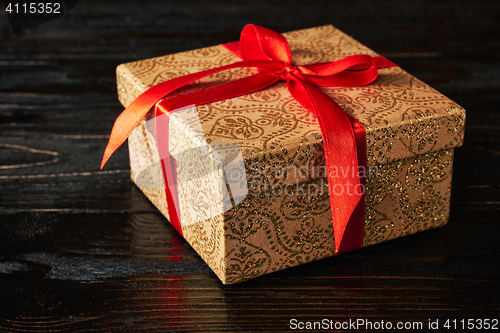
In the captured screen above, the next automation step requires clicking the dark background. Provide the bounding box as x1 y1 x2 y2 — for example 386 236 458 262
0 0 499 331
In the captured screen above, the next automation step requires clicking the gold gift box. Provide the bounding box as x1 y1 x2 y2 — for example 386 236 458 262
116 25 465 284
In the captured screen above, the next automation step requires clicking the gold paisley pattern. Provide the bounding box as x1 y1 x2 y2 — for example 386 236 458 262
363 149 453 245
119 25 465 284
210 116 264 140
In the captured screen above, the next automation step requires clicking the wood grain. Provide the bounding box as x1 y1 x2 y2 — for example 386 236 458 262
0 0 499 331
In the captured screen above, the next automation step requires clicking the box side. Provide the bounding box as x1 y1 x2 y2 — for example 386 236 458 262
216 148 454 284
128 121 171 221
182 214 228 283
363 148 453 246
168 106 231 228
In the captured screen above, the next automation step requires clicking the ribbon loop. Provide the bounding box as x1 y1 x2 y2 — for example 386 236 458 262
240 24 292 64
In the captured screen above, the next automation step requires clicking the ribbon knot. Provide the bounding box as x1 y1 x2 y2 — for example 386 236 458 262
101 24 397 255
278 64 317 86
277 64 299 81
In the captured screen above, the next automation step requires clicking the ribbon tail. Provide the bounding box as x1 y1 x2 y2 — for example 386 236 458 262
100 81 177 169
101 60 281 169
287 79 363 254
155 71 281 113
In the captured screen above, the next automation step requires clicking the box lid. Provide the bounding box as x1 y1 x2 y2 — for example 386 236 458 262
117 25 465 190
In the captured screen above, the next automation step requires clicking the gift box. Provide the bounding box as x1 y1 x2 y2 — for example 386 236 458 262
106 25 465 284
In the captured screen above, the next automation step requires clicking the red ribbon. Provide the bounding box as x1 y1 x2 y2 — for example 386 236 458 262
101 24 397 254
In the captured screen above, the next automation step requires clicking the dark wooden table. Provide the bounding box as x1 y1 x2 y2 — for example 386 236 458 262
1 0 499 331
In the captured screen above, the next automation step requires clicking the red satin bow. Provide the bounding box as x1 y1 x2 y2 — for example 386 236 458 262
101 24 396 254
